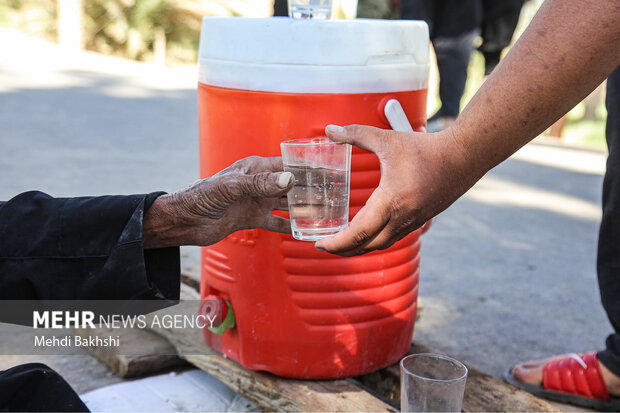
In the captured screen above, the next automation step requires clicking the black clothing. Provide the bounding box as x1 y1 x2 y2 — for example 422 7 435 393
401 0 480 118
597 66 620 377
0 191 180 300
479 1 524 75
400 0 482 38
273 0 288 16
0 363 88 412
481 0 524 20
402 0 524 115
429 30 478 119
0 191 181 411
401 0 520 40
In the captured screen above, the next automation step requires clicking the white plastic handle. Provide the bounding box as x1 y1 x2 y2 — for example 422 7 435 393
384 99 414 132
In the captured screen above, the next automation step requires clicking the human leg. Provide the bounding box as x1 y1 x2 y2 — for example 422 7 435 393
508 66 620 408
596 65 620 377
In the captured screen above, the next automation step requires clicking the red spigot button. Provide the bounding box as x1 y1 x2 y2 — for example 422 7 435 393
201 295 228 328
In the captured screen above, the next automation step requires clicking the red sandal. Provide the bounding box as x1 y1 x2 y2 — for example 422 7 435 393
506 352 620 411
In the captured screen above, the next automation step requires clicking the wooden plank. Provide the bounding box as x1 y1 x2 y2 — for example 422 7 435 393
73 327 187 378
145 313 397 412
72 284 198 378
186 353 397 412
180 271 200 293
155 284 556 411
356 343 560 412
76 279 558 411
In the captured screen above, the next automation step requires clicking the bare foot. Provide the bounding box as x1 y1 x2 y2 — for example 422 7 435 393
512 354 620 397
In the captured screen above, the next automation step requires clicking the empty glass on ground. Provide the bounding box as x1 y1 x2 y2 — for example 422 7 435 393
400 353 468 412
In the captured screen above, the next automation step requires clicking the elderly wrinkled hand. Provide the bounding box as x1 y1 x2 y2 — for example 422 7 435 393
314 124 476 256
143 156 293 248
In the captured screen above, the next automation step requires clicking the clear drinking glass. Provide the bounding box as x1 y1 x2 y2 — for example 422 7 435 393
287 0 333 19
280 138 351 241
400 353 468 413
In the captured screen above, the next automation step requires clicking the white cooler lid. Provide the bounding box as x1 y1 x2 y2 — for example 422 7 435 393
198 17 429 94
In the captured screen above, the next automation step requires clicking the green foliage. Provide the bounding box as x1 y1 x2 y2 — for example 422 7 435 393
83 0 202 63
563 120 607 151
0 0 57 41
356 0 397 19
2 0 231 64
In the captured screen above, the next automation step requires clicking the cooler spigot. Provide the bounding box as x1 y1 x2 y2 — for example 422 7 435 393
201 295 236 335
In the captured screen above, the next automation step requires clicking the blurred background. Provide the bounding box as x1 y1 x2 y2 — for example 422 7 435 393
0 0 607 149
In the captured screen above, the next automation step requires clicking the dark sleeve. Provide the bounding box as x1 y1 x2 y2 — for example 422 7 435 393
273 0 288 16
0 191 180 300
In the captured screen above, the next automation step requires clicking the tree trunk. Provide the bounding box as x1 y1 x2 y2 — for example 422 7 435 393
153 27 167 65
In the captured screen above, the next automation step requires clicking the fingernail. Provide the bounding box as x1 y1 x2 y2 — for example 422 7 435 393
326 125 344 135
277 172 293 188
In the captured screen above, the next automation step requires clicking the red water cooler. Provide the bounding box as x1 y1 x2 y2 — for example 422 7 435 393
197 17 430 379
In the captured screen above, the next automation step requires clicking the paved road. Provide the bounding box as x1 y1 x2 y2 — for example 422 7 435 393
0 29 613 399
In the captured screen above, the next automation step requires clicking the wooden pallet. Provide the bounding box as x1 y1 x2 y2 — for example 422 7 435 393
77 283 558 412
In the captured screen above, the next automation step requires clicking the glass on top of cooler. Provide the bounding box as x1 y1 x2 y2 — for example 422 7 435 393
287 0 358 19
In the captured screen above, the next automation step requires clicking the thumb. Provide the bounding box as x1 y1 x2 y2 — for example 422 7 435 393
236 171 294 199
325 124 388 154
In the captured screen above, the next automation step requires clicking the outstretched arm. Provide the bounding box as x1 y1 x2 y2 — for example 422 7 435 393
144 156 293 248
316 0 620 256
0 157 292 299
